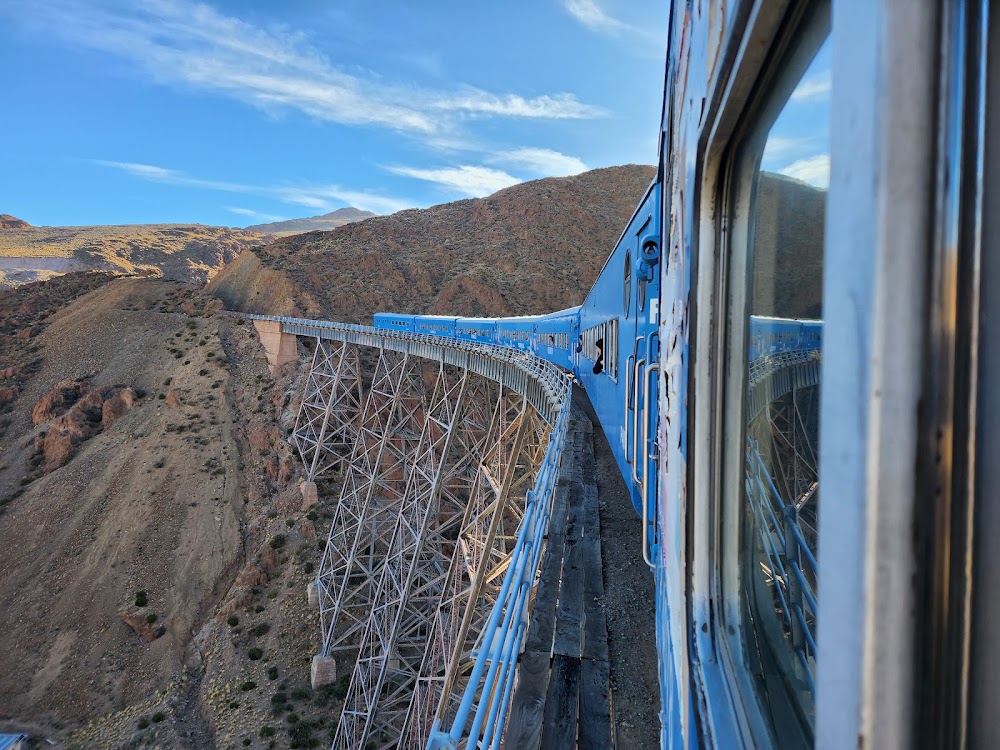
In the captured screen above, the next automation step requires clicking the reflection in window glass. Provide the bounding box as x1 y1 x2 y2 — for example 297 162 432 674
740 35 827 745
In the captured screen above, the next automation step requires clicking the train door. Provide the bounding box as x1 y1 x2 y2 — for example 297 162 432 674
625 186 662 551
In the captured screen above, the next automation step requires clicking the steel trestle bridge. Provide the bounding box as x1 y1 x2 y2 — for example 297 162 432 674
250 315 571 749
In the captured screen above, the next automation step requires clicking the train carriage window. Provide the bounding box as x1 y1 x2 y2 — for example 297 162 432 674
723 8 828 746
624 250 632 319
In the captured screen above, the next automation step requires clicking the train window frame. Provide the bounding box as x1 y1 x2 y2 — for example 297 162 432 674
727 15 828 750
686 2 831 747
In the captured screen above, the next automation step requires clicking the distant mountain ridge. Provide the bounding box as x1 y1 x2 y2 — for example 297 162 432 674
0 223 269 289
210 164 657 322
245 207 377 236
0 214 31 230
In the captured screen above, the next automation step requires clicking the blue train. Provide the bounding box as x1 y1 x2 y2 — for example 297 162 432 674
378 0 996 746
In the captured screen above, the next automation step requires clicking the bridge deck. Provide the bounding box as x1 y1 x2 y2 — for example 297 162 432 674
505 405 614 749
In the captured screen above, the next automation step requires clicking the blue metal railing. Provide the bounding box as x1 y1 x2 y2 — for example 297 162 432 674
744 438 819 694
428 393 570 749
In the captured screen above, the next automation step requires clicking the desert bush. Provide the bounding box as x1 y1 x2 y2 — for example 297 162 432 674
152 712 165 723
241 681 257 691
269 534 286 549
146 613 157 624
252 623 270 637
227 615 239 627
135 590 148 607
248 647 263 660
137 717 150 729
260 726 276 737
268 666 279 680
290 686 311 701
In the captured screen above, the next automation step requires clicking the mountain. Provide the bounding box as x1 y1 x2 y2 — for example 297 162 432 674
244 207 378 237
210 164 657 321
0 214 31 230
0 223 270 289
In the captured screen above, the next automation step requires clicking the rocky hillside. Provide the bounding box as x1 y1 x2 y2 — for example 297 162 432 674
0 277 334 749
0 223 270 289
209 165 656 321
245 207 377 237
0 214 31 230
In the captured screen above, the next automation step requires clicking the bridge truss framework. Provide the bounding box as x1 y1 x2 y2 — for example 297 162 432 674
262 317 570 750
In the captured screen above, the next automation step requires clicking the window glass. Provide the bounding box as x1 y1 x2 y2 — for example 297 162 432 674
624 250 632 319
736 31 828 745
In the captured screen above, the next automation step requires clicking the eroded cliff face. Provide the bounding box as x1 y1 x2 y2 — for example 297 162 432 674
209 165 657 322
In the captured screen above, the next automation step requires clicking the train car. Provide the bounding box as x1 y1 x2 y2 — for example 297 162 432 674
530 310 578 371
455 318 497 345
412 316 456 338
748 316 823 361
495 318 535 353
373 312 414 333
575 180 661 514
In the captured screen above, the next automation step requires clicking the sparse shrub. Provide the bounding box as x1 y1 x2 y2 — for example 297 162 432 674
152 711 166 723
255 604 266 613
303 562 314 574
155 625 166 638
135 590 148 607
146 613 157 624
252 623 270 637
286 712 299 724
286 518 295 528
241 680 257 691
243 739 252 747
268 666 279 680
138 717 150 729
270 692 287 707
269 534 286 549
290 686 310 701
260 726 276 738
199 369 209 376
313 675 351 707
153 458 165 469
227 615 239 627
306 511 318 522
248 647 263 660
134 387 146 398
157 393 166 400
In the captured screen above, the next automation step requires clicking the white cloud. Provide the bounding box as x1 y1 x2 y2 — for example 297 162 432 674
93 160 413 215
779 155 830 189
491 148 587 176
93 160 252 193
563 0 628 34
227 207 286 223
12 0 600 137
791 71 831 103
434 91 604 120
386 165 521 197
762 136 812 161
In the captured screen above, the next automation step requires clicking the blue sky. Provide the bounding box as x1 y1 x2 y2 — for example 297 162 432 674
0 0 672 227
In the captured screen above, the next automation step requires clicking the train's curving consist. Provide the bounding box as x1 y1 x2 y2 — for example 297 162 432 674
379 0 999 747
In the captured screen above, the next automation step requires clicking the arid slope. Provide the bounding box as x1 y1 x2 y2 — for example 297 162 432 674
209 165 656 320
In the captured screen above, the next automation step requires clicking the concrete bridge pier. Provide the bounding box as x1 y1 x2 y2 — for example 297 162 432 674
253 319 298 375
